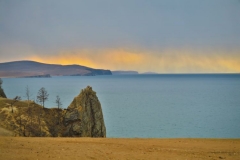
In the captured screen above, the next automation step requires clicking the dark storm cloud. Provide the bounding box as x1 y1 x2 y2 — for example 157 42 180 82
1 0 240 52
0 0 240 73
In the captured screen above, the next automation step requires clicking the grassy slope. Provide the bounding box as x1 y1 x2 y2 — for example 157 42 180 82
0 126 13 136
0 97 65 137
0 98 29 133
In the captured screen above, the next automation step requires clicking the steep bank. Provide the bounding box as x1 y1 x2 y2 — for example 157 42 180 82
0 97 63 137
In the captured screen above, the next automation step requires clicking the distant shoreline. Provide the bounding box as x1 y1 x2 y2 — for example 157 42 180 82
1 73 240 78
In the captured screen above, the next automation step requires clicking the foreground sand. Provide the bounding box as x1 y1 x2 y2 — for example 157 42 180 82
0 137 239 160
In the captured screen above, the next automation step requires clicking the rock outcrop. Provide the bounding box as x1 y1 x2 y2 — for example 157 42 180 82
64 86 106 137
0 78 7 98
0 88 7 98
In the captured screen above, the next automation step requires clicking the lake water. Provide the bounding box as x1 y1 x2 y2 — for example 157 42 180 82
2 74 240 138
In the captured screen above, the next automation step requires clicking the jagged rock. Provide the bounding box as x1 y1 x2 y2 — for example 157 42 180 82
0 78 7 98
0 88 7 98
64 86 106 137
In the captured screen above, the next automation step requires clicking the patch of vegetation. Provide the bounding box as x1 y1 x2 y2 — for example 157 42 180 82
0 98 66 137
0 78 68 137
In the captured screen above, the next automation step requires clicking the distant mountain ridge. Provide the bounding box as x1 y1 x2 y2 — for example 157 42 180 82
0 61 112 77
141 72 159 74
112 70 139 75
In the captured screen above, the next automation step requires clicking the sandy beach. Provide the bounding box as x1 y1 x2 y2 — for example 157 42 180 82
0 137 239 160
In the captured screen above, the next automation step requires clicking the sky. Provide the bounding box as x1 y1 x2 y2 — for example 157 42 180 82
0 0 240 73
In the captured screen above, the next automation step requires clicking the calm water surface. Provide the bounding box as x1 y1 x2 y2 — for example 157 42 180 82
2 74 240 138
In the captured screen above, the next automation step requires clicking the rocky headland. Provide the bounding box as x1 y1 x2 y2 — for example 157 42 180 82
0 86 106 137
0 88 7 98
0 79 7 98
0 60 112 77
64 86 106 137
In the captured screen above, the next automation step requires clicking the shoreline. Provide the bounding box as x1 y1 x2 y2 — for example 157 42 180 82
1 137 239 159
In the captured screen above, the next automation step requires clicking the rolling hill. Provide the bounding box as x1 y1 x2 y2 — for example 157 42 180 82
0 61 112 77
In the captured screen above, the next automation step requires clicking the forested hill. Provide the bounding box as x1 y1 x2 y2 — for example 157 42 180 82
0 61 112 77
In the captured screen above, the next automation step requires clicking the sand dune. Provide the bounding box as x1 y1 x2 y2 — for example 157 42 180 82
0 137 239 160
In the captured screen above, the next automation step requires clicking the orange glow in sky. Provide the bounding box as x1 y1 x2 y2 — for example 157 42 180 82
28 48 240 73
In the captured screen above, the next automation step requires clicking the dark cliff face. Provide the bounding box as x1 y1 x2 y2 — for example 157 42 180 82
63 86 106 137
0 78 6 98
90 69 112 76
0 88 7 98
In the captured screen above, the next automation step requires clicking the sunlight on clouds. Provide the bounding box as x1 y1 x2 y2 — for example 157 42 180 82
104 49 144 64
28 48 240 73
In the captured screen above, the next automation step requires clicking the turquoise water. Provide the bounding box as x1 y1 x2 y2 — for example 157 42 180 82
2 74 240 138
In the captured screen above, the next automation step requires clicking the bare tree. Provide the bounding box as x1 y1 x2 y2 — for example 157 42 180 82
10 96 21 113
55 95 62 125
56 95 62 110
25 85 32 107
37 87 49 108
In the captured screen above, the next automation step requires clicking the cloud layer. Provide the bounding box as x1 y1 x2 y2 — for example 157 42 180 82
25 48 240 73
1 1 240 73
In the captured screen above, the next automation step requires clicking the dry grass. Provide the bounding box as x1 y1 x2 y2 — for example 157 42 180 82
0 127 13 136
0 98 64 137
